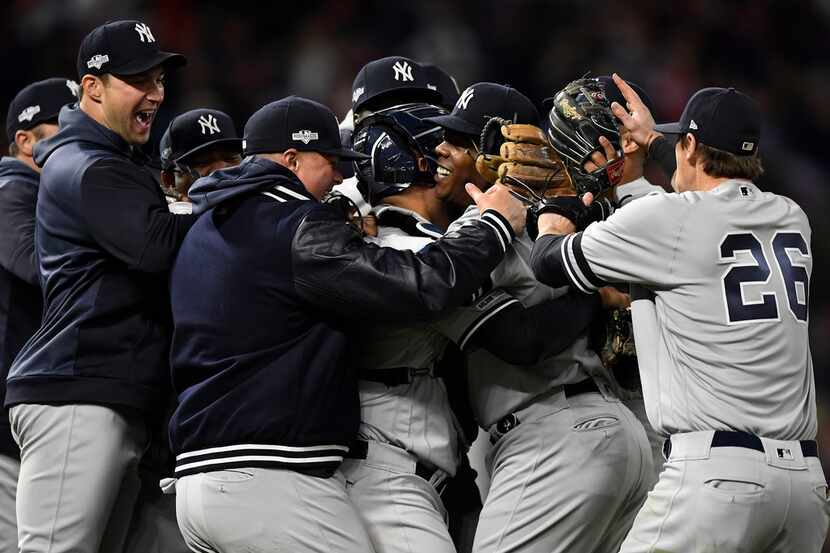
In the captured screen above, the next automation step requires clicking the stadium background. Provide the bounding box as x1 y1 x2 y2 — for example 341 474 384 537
3 0 829 541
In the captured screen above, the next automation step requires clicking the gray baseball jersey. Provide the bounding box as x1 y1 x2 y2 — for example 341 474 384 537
436 206 610 428
351 205 461 474
558 179 815 440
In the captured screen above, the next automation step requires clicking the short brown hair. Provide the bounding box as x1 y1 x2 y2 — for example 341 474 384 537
695 141 764 180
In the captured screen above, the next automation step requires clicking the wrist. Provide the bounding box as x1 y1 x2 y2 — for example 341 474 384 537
537 212 576 237
645 132 663 155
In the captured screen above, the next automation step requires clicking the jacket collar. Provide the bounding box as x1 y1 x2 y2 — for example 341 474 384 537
371 204 444 239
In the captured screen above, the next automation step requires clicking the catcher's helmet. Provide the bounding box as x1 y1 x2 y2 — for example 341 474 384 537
352 102 448 204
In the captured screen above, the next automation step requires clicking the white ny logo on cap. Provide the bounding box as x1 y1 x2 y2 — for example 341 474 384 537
198 114 221 135
66 80 80 98
456 88 474 110
292 130 319 144
134 22 155 43
18 105 40 123
393 61 414 82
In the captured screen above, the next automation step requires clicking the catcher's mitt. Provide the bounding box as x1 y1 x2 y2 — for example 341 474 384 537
474 117 574 203
544 78 625 197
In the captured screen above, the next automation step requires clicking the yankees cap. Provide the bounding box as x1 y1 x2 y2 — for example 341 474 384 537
6 78 79 142
159 109 242 170
654 87 760 156
351 56 443 113
77 20 187 79
243 96 369 160
425 82 540 137
421 63 461 109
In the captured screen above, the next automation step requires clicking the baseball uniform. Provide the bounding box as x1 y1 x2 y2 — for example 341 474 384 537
532 180 826 552
342 205 462 553
437 206 653 553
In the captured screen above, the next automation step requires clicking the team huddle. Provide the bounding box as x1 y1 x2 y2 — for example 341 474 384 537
0 18 825 553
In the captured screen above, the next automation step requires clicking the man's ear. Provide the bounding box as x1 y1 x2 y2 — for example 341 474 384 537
282 149 299 170
82 75 103 103
14 130 36 157
683 133 698 164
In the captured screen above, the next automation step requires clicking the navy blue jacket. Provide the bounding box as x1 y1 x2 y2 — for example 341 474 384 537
0 157 41 458
5 106 197 416
170 157 513 477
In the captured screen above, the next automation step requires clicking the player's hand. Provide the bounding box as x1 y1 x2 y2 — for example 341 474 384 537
536 192 594 236
598 286 631 310
467 182 527 235
609 73 661 151
583 136 619 174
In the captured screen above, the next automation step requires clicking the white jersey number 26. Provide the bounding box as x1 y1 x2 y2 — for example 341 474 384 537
719 232 809 324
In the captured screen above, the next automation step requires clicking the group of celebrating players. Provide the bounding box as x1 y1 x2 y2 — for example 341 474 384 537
0 17 825 553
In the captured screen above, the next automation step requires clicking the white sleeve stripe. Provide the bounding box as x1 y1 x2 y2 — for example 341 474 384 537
481 211 514 242
560 235 593 293
458 298 520 350
480 219 507 253
565 234 600 291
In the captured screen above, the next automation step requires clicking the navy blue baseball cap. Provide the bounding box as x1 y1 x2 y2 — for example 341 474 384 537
654 87 760 156
421 63 460 109
159 109 242 170
244 96 369 160
77 20 186 79
6 78 78 142
425 82 540 137
352 56 443 113
595 76 656 116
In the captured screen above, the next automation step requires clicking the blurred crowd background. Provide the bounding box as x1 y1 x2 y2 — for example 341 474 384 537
3 0 829 505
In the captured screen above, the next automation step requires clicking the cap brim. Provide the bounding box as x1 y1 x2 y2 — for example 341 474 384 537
653 122 686 135
319 147 370 161
176 138 244 163
113 51 187 76
423 114 480 136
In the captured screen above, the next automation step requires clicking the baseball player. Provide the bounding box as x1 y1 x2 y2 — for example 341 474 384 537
159 108 243 212
531 77 827 552
0 77 77 553
426 81 654 553
167 95 525 553
6 21 193 553
344 95 599 553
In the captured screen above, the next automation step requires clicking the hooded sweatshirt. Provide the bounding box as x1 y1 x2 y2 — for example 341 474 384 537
0 157 41 458
168 156 514 477
5 105 196 417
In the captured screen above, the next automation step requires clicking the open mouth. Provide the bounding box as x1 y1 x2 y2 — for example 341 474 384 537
436 165 452 177
135 109 155 129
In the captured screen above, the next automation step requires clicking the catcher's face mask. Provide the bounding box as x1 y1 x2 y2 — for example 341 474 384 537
352 103 448 204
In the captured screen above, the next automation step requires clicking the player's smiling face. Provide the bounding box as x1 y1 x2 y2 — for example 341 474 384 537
100 67 166 145
434 129 490 210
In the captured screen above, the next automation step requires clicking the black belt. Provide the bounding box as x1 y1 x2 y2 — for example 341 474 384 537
345 440 442 483
663 431 818 459
361 367 434 387
490 378 601 444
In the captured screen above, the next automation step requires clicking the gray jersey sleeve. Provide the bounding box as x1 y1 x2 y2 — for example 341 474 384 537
538 192 692 292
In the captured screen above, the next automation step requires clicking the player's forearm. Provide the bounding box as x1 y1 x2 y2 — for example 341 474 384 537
535 212 576 239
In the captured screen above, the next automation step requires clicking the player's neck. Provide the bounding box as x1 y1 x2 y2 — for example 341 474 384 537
690 169 731 192
383 187 450 230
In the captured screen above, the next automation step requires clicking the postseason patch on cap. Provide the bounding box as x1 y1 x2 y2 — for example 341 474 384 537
291 130 319 144
87 54 110 70
18 105 41 123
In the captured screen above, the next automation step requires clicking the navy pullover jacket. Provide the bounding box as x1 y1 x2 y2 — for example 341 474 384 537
0 157 41 458
6 106 196 417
